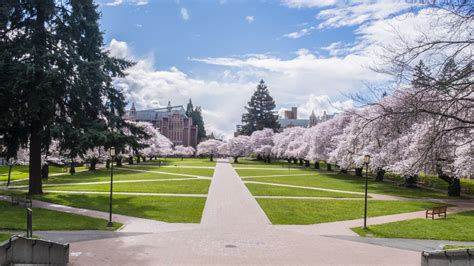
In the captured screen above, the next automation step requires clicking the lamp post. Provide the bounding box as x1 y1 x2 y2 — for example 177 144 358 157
363 154 371 229
108 147 115 227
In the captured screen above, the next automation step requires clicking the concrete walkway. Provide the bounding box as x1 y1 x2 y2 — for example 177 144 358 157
66 160 424 265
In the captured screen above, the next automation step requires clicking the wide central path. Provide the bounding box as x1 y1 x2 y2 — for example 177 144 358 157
69 160 421 265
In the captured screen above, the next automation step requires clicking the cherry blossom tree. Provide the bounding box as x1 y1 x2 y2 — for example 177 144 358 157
197 139 223 161
227 135 252 163
173 145 196 160
250 128 274 163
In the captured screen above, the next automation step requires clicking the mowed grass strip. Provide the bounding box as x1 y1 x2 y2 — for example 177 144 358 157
158 158 217 167
245 174 448 199
245 183 365 198
232 159 303 169
352 211 474 241
36 193 206 223
0 165 87 182
236 168 315 177
12 168 195 186
256 198 440 225
0 233 13 242
44 179 211 194
0 201 121 230
122 165 215 177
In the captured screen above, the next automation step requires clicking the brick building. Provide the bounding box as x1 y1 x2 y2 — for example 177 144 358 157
125 102 198 148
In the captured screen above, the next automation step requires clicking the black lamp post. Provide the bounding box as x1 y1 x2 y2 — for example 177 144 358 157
363 154 371 229
108 147 115 227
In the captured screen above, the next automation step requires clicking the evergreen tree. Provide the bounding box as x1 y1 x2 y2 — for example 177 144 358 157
0 0 133 194
186 99 207 142
240 80 280 135
411 60 432 89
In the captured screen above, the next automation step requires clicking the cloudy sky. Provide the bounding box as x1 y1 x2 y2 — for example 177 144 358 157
98 0 433 138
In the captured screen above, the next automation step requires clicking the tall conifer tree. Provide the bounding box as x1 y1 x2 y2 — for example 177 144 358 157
240 80 280 135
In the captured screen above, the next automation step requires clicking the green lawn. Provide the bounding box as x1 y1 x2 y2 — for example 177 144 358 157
443 245 474 250
352 211 474 241
232 158 304 169
35 193 206 223
0 165 87 182
11 168 195 186
122 165 215 177
0 201 121 230
0 233 12 242
245 174 449 199
236 168 315 177
158 158 217 167
256 198 440 224
245 183 365 198
44 179 211 194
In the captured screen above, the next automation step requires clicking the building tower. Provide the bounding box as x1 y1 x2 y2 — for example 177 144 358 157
308 110 317 127
130 102 137 117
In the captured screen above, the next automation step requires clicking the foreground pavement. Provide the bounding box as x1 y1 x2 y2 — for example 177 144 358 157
68 160 422 265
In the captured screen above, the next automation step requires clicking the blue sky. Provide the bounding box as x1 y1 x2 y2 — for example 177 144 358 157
98 0 432 138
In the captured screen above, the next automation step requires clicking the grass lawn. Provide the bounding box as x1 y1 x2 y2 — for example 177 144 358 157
0 165 87 182
443 245 474 250
0 201 121 230
236 168 315 177
122 165 215 177
158 158 217 167
256 198 440 225
44 179 211 194
232 158 303 169
0 233 12 242
245 183 365 198
245 174 449 199
11 168 194 186
352 211 474 241
36 193 206 223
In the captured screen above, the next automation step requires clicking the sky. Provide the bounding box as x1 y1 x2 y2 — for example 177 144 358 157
97 0 434 138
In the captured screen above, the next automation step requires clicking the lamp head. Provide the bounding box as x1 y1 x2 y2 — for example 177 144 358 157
110 148 116 157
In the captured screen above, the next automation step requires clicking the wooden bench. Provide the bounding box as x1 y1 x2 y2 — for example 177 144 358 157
426 206 447 219
11 194 32 208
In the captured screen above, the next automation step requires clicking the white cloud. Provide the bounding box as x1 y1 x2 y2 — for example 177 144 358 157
245 16 255 24
283 26 315 39
180 7 190 21
281 0 336 8
134 24 143 28
104 0 148 6
108 39 133 59
316 1 413 29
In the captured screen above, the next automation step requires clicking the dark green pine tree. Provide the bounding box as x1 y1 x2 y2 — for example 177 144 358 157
240 80 280 135
0 1 133 194
411 60 432 89
186 99 207 142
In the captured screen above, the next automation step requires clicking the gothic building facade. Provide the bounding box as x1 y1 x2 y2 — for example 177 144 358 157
278 107 334 129
125 102 198 148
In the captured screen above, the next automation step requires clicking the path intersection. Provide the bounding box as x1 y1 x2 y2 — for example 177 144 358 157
2 159 473 265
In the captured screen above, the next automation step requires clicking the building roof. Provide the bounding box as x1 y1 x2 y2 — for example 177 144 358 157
130 105 187 121
278 118 309 128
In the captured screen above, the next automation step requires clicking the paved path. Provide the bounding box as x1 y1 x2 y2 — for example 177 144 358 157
66 160 423 265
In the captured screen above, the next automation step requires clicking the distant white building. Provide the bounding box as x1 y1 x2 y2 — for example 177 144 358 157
278 107 334 129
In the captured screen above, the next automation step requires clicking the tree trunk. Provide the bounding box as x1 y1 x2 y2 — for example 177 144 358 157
267 156 271 164
128 156 134 165
41 163 49 180
448 179 461 197
404 175 417 187
375 168 385 181
69 162 76 175
234 157 239 163
287 158 291 164
314 161 320 169
256 154 263 161
340 169 348 174
293 158 298 164
210 154 214 162
7 164 13 186
299 159 304 166
355 167 363 177
28 121 43 195
326 163 332 171
304 160 310 167
106 159 110 169
136 156 141 164
116 158 122 167
89 159 98 171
